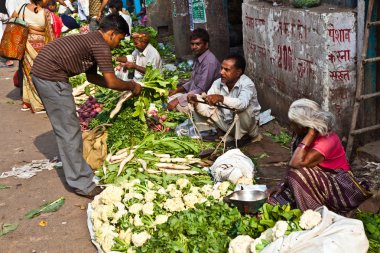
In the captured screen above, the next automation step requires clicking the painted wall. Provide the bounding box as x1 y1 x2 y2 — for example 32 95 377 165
242 1 357 137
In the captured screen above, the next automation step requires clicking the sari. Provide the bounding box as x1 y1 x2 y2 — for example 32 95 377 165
268 136 372 215
22 8 55 113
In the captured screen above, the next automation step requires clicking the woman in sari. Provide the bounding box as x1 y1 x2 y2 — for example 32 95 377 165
12 0 55 113
268 98 371 215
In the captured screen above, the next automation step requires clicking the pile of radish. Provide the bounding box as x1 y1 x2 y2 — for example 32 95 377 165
146 108 170 133
77 96 103 131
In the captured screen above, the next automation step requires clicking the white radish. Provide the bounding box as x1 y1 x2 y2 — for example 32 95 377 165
159 157 188 163
144 150 154 154
158 169 199 175
105 153 113 163
137 159 147 171
185 155 194 159
155 163 190 170
115 148 128 155
146 169 161 174
110 91 133 119
110 152 128 163
102 163 107 175
117 151 135 176
154 153 171 158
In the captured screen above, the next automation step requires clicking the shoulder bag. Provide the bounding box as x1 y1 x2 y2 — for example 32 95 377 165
0 4 29 60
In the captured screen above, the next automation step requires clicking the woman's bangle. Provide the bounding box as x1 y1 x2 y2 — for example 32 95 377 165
297 143 309 150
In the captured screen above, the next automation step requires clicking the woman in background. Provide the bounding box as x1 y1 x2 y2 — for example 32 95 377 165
12 0 55 113
268 98 371 215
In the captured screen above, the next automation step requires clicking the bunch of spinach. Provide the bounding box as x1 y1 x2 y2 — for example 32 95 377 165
356 210 380 253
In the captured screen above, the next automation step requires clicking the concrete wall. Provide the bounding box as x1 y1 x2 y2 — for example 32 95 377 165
146 0 173 36
242 1 356 137
171 0 229 61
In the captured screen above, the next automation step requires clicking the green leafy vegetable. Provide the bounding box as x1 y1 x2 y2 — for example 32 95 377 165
0 223 18 236
25 197 65 219
0 184 10 190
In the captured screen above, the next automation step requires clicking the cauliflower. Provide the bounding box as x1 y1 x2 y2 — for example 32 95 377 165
92 217 103 231
100 185 124 205
144 191 156 202
272 220 288 240
127 249 135 253
154 214 169 225
166 184 177 192
228 235 254 253
183 193 199 208
123 192 144 202
118 228 132 244
218 181 231 195
210 189 221 200
131 231 151 247
176 178 190 189
236 177 254 185
157 187 167 195
169 189 182 198
163 197 185 212
146 180 155 189
91 195 102 209
133 214 144 226
258 227 274 242
142 202 154 215
92 204 114 222
95 223 118 252
299 209 322 230
129 203 143 214
200 185 213 196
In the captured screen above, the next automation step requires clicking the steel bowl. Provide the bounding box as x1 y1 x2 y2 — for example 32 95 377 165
223 190 267 214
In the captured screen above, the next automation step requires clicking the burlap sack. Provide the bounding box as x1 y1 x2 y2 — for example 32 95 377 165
82 124 110 170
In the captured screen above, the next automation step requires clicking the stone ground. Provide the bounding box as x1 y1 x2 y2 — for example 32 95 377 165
0 64 379 252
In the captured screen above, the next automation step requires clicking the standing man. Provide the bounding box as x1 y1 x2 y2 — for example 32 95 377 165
167 28 220 113
188 54 261 147
30 14 141 198
116 31 162 81
89 0 108 31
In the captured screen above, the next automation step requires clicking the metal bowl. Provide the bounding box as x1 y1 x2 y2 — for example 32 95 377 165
223 190 267 214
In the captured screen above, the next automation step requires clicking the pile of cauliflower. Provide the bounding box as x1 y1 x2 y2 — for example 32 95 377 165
91 178 232 252
228 209 322 253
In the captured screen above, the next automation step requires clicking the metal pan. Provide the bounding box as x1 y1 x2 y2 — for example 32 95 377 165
223 190 267 214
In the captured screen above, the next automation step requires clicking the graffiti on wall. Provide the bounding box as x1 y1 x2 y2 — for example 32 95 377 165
242 4 356 122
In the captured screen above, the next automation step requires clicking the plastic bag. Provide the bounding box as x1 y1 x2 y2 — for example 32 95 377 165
210 148 255 183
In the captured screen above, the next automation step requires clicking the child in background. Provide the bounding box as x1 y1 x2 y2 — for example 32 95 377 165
108 0 132 36
46 0 63 38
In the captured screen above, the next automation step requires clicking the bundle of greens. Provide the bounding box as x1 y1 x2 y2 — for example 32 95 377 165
133 66 178 121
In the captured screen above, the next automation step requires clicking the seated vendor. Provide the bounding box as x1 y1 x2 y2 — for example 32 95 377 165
267 98 371 215
116 32 162 80
187 54 261 146
167 28 220 113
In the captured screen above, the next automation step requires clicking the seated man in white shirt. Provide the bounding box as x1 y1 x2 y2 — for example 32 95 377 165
116 32 162 80
188 54 261 146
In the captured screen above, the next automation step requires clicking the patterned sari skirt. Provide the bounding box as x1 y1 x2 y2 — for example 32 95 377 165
22 33 46 112
268 166 372 215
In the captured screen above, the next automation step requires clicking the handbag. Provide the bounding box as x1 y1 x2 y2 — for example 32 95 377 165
0 4 29 60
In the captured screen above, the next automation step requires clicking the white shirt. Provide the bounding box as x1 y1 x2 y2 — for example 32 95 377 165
131 43 162 80
6 0 30 17
207 74 261 123
119 11 132 36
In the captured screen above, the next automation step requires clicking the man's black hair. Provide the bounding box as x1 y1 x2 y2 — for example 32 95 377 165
225 54 246 73
108 0 123 11
190 28 209 43
99 13 130 36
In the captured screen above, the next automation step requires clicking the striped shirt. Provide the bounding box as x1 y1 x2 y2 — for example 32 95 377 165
31 31 114 82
